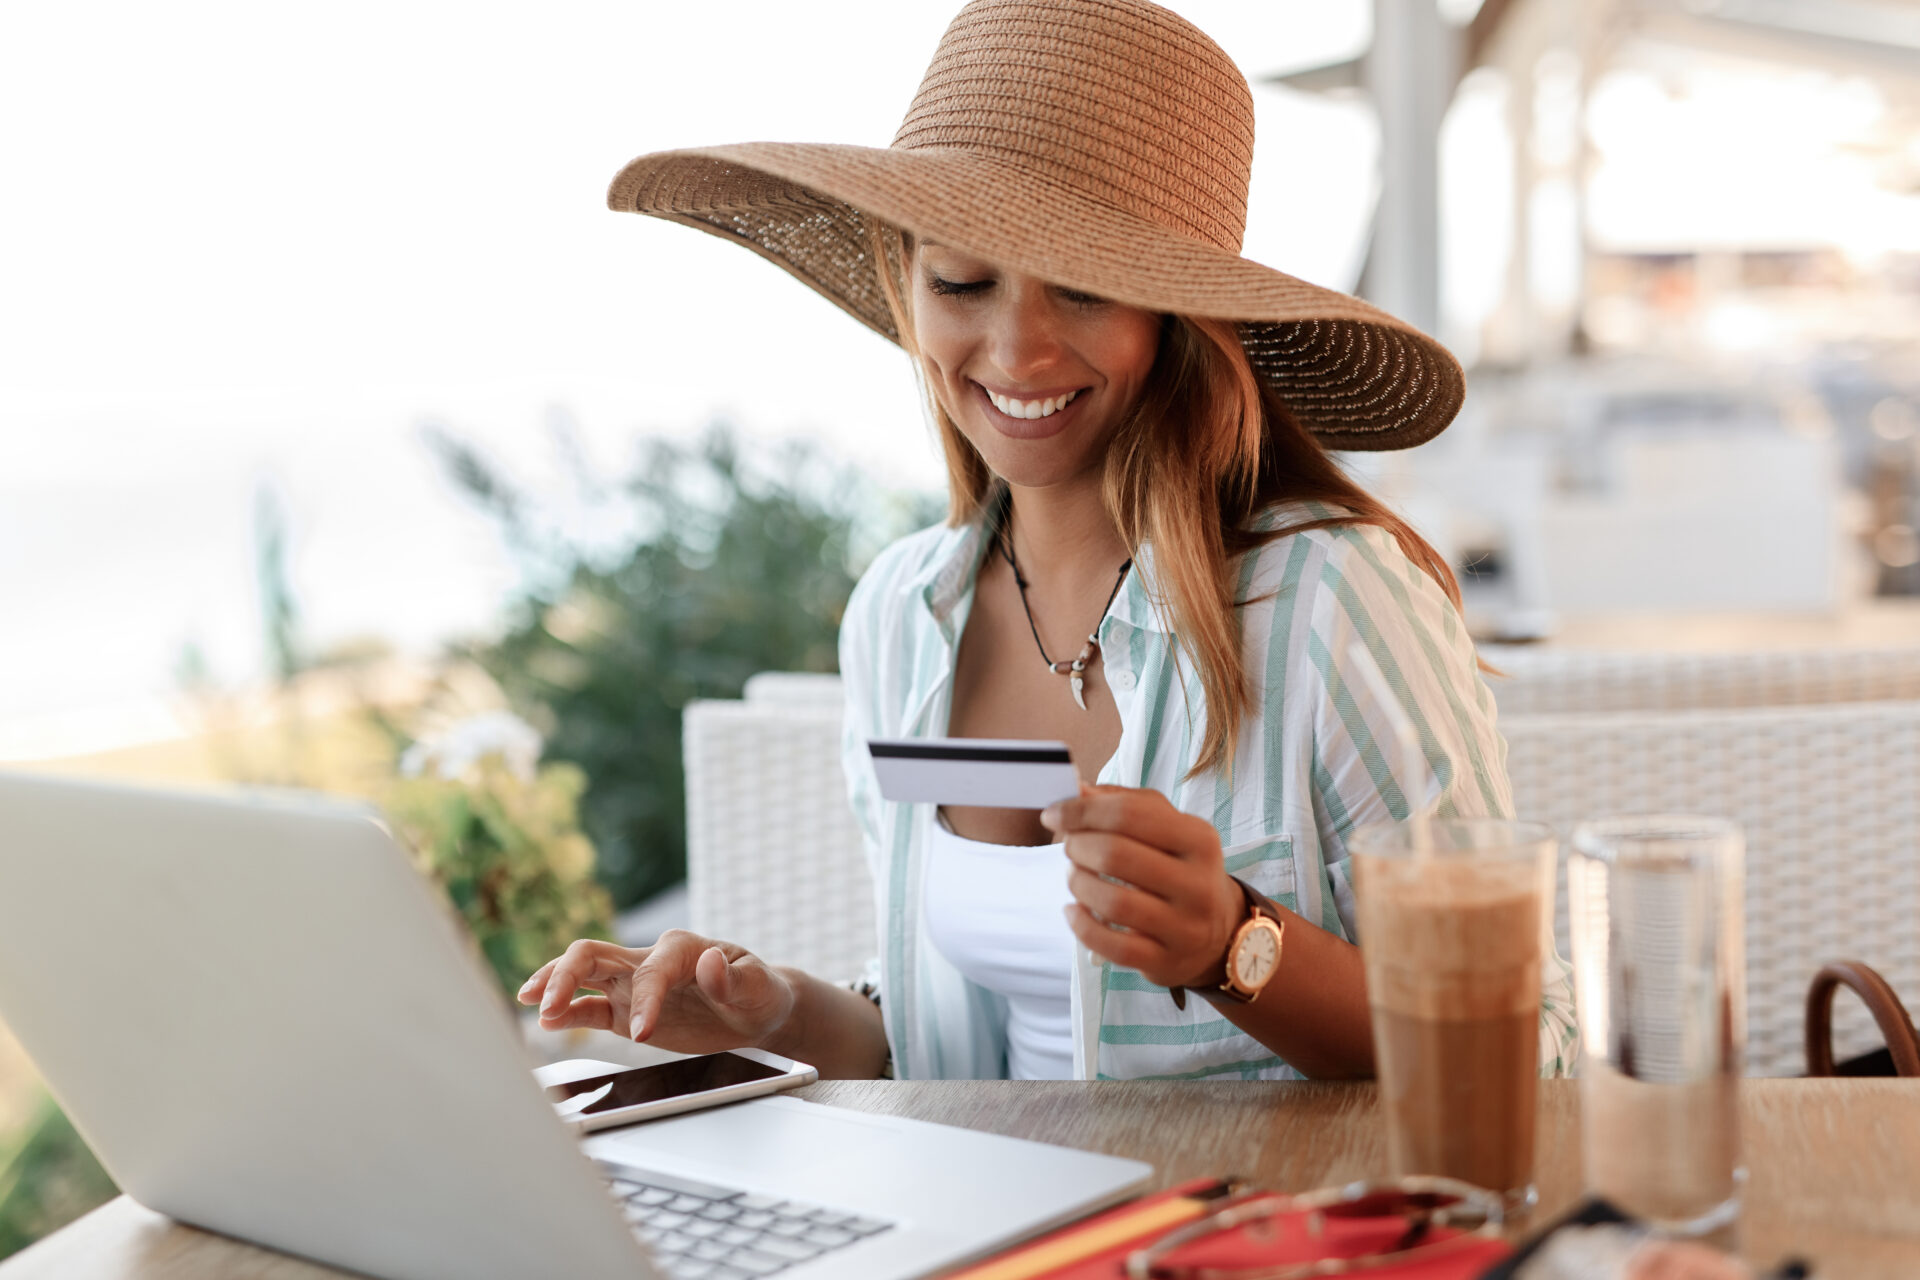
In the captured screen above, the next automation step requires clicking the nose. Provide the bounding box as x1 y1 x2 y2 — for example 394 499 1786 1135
983 282 1066 384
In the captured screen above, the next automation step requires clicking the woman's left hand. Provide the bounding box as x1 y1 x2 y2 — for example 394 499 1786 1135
1041 782 1244 990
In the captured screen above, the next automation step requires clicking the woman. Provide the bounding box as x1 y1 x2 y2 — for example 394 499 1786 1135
520 0 1576 1082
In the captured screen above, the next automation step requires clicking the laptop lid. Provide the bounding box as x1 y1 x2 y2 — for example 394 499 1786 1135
0 770 649 1280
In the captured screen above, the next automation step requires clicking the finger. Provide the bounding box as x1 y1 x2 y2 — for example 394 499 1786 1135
1060 831 1185 901
1067 866 1182 942
522 948 618 1005
1043 788 1217 863
627 931 706 1040
1064 903 1160 971
540 940 621 1016
517 958 558 1005
694 946 732 1005
538 993 616 1033
535 940 638 1015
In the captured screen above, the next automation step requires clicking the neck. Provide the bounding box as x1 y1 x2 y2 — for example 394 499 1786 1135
998 474 1130 593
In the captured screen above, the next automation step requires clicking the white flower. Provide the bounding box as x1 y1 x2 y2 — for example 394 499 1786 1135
400 711 544 782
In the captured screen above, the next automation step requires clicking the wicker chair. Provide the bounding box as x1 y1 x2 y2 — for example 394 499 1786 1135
741 671 846 708
1503 701 1920 1077
1483 646 1920 717
689 674 1920 1076
681 691 875 985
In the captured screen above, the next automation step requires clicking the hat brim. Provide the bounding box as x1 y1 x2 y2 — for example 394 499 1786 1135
608 142 1463 451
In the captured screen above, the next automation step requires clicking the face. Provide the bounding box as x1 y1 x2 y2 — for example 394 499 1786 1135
908 241 1162 490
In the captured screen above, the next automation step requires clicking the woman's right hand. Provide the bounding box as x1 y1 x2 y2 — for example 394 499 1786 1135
517 930 798 1054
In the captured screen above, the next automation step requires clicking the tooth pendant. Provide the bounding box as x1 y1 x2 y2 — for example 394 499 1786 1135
1051 634 1100 711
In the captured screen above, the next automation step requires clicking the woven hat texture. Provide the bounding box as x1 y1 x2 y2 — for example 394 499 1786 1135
608 0 1463 451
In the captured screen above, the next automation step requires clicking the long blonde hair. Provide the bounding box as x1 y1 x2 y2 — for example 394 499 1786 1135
869 223 1467 779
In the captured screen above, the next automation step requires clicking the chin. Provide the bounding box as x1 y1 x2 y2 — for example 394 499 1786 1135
958 417 1110 493
969 438 1104 492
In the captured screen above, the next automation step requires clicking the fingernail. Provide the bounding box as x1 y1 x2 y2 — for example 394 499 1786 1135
1040 804 1061 828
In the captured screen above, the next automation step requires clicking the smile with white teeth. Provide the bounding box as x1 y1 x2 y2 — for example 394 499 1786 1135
984 386 1084 420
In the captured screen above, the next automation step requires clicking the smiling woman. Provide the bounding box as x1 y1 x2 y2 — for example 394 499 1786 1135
906 239 1161 475
520 0 1577 1086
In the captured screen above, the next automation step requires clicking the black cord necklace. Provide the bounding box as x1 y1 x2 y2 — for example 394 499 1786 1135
992 490 1133 711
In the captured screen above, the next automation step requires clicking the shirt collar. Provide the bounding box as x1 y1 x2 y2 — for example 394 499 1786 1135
910 518 989 644
1105 540 1171 635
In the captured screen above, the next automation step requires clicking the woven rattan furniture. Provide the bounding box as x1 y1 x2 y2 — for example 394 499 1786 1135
692 675 1920 1077
681 693 875 984
1482 645 1920 716
741 671 847 707
1503 700 1920 1077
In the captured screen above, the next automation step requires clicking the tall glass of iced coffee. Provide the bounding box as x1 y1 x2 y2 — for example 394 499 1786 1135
1352 818 1556 1213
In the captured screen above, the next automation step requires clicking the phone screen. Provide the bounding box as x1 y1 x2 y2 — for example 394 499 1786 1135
544 1053 786 1116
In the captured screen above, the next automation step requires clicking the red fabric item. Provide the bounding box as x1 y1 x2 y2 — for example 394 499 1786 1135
946 1180 1512 1280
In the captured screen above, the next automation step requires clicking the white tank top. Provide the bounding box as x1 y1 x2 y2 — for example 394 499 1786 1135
922 814 1077 1080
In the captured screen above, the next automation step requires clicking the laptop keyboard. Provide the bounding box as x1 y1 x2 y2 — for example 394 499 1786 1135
595 1159 895 1279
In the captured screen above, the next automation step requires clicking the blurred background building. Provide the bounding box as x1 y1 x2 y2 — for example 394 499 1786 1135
1283 0 1920 637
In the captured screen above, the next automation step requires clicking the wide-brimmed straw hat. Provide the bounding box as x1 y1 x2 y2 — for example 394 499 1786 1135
607 0 1463 451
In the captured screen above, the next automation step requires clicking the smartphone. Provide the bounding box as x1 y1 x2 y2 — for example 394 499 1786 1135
543 1048 818 1132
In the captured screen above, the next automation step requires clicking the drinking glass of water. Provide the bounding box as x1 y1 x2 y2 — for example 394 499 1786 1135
1568 815 1746 1239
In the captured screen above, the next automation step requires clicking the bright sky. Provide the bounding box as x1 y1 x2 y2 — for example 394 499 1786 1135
0 1 1377 753
2 1 1911 756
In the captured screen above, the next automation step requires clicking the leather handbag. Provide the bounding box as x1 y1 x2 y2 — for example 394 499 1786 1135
1804 960 1920 1077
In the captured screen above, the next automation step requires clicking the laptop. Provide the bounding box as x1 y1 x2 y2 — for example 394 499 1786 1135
0 771 1152 1280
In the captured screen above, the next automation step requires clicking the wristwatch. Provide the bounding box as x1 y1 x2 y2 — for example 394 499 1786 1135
1170 876 1286 1011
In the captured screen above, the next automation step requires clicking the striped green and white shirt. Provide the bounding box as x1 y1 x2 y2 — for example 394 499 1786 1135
839 499 1578 1081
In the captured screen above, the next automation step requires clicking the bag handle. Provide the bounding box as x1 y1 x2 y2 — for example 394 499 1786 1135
1805 961 1920 1077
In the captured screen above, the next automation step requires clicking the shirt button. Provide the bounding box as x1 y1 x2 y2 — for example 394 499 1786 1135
1110 669 1136 692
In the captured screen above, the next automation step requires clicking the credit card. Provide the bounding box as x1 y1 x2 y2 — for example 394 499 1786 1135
867 738 1079 810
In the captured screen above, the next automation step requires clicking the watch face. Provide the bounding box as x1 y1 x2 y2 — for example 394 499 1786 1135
1232 922 1280 989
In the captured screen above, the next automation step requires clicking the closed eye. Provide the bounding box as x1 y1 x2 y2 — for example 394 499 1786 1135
927 274 990 296
925 275 1107 307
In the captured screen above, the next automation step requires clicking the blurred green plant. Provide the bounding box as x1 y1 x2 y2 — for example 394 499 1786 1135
381 751 615 998
0 1093 116 1261
430 421 939 911
0 417 936 1263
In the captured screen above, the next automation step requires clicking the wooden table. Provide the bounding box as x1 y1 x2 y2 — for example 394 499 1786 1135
5 1079 1917 1278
